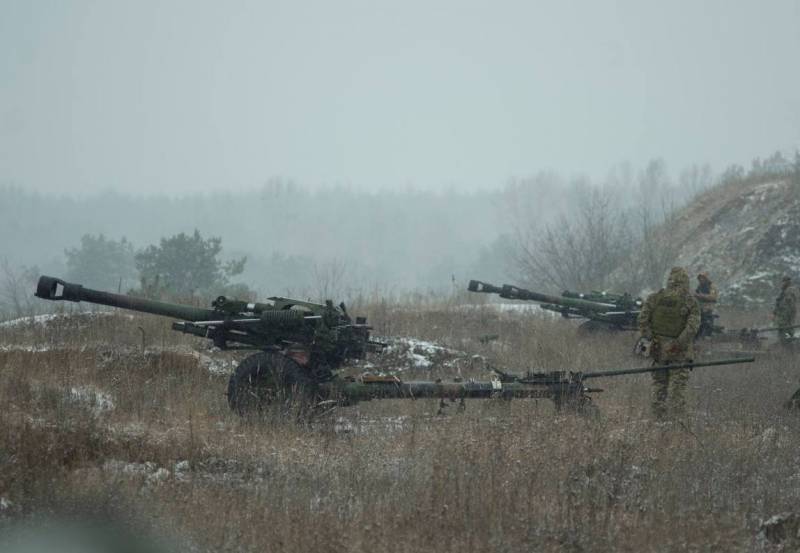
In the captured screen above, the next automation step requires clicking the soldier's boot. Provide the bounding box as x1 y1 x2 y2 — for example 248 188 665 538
651 371 670 420
666 368 690 418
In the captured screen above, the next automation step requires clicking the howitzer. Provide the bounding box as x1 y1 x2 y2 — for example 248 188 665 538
34 275 384 415
468 280 640 330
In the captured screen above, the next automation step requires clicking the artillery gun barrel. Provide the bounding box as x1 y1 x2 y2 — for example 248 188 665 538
582 356 755 379
35 275 217 321
468 280 617 311
562 290 622 302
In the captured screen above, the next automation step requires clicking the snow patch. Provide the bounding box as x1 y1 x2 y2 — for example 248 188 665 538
68 386 115 416
102 459 170 484
195 351 238 376
0 313 61 328
458 303 557 317
0 312 132 329
381 337 462 370
0 344 53 353
334 415 410 435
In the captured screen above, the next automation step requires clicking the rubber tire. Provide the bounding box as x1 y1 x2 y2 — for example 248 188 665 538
227 352 313 417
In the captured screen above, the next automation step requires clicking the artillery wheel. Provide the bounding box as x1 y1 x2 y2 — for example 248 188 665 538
227 352 314 417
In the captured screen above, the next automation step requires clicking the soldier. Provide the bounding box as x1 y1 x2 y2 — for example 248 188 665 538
694 272 719 338
638 267 701 418
773 275 798 348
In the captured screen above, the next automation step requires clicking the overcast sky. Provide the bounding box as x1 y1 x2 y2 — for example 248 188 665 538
1 0 799 195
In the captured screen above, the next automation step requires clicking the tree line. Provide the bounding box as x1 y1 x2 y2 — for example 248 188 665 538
1 152 796 319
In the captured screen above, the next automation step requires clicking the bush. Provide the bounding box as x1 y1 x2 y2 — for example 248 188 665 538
65 234 137 292
134 230 247 298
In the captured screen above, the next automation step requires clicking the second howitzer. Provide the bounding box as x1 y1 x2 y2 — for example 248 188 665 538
469 280 642 330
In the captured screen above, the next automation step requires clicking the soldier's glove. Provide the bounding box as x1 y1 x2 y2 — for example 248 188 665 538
634 337 652 358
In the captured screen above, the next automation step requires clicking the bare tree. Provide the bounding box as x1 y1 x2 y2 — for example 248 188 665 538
311 258 348 301
679 163 713 197
511 184 632 292
0 258 38 319
509 160 688 296
615 160 681 292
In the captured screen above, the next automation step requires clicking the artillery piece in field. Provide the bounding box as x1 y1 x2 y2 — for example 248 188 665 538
35 275 382 416
34 276 753 418
468 280 642 331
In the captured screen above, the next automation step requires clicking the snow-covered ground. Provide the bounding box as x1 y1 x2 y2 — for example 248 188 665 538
667 177 799 305
0 313 63 328
457 302 557 316
368 336 485 373
0 311 133 329
382 337 457 369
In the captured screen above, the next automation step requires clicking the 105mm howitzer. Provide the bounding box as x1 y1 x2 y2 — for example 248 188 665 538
468 280 641 330
35 275 383 415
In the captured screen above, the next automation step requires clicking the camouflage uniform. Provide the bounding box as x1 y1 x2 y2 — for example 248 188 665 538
638 267 701 418
774 276 798 347
694 272 719 338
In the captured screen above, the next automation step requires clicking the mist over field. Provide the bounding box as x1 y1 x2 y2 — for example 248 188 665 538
2 1 799 303
1 157 728 306
3 2 800 552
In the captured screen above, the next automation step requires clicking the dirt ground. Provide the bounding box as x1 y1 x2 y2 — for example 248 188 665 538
0 304 798 552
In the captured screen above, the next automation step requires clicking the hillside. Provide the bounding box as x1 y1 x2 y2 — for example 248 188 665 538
668 174 800 304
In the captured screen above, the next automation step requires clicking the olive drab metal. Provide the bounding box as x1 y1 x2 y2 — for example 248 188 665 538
468 279 642 331
34 275 382 415
650 293 688 338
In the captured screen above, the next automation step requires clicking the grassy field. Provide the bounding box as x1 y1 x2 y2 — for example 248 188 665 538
0 304 798 552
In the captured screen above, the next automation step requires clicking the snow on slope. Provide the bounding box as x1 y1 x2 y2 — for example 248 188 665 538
669 177 800 304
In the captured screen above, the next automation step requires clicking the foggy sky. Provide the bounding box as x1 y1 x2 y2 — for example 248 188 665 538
1 0 799 195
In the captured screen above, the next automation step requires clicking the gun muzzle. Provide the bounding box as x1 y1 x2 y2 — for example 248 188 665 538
468 280 503 294
35 275 83 302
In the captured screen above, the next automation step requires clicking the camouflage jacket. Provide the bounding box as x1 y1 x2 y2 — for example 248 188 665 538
694 281 718 311
639 269 701 362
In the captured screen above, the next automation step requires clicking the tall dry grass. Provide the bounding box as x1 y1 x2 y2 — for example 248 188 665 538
0 305 797 552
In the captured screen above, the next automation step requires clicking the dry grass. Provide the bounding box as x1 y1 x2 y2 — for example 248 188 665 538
0 305 798 552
